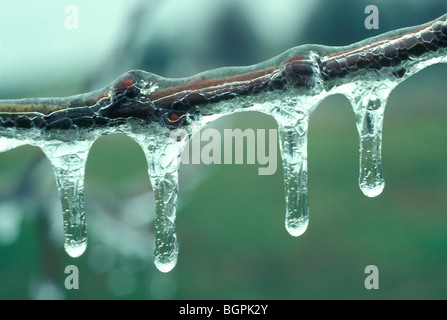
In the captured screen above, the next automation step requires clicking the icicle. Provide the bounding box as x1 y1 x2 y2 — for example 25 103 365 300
133 131 186 273
349 86 391 197
277 116 310 237
41 141 92 258
150 170 180 272
1 12 446 272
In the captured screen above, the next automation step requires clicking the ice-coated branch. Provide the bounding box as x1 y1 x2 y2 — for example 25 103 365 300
0 13 446 272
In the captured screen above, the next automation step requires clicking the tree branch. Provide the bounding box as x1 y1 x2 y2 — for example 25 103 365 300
0 13 445 133
1 13 446 271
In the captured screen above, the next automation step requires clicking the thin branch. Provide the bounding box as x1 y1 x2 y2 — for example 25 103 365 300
1 13 447 271
0 13 445 132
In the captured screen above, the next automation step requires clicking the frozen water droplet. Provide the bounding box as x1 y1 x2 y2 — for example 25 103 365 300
65 240 87 258
41 140 92 258
278 123 309 237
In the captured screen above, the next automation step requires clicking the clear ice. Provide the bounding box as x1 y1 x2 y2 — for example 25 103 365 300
1 14 447 271
278 123 310 236
40 140 92 258
347 84 393 197
131 126 189 272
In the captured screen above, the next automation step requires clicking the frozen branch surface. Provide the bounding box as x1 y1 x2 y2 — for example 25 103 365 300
1 14 447 272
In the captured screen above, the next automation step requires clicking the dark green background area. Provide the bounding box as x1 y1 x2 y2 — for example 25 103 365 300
1 1 447 300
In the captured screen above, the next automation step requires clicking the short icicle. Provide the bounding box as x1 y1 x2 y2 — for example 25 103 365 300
277 116 310 237
41 140 93 258
349 86 391 197
135 132 186 273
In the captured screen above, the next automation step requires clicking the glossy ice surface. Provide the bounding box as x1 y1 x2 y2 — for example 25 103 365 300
1 13 446 272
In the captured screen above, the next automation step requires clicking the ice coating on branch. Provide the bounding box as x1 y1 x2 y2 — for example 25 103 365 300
0 137 26 153
0 14 446 271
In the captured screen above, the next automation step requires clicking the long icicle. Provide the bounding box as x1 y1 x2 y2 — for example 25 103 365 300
276 110 311 237
349 85 392 197
150 170 180 272
133 132 186 272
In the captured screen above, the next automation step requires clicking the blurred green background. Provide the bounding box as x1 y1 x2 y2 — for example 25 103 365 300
1 0 447 299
